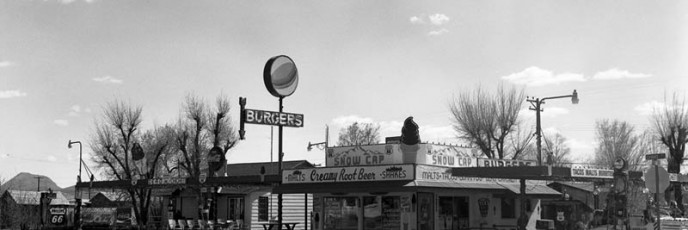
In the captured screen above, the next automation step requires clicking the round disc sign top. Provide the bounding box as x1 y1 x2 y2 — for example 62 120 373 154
264 55 299 98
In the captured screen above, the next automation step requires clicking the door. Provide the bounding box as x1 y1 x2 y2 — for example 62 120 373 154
438 197 469 230
417 193 434 230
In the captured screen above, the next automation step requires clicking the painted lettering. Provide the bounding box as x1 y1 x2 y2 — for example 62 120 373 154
311 170 338 182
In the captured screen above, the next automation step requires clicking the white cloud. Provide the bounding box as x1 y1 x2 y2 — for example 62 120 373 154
566 138 596 162
634 101 665 116
410 13 450 37
542 107 570 118
331 115 375 128
634 100 688 116
429 14 450 25
68 105 86 117
93 76 123 84
0 61 14 68
592 68 651 80
46 155 58 162
542 127 561 134
502 67 586 87
409 16 424 25
0 90 27 99
519 107 570 119
54 119 69 126
428 29 449 36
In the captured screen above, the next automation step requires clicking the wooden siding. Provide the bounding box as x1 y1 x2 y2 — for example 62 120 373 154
247 193 312 230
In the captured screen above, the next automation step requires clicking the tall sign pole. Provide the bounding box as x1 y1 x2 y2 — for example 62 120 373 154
645 153 669 230
240 55 301 230
655 159 661 230
278 96 284 230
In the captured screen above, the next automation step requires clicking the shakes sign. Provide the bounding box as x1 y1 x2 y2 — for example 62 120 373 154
282 164 414 184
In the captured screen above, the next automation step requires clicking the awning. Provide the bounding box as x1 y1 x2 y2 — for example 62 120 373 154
499 183 561 198
411 181 505 190
219 185 271 194
274 181 414 194
274 179 560 197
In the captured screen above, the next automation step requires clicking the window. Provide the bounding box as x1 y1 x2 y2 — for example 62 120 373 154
258 196 269 221
501 197 515 218
323 197 359 230
228 197 245 221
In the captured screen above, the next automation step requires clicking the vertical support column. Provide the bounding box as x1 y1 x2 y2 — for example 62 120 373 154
655 159 661 230
278 97 284 230
518 178 528 230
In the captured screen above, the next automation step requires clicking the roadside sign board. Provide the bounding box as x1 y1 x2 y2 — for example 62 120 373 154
646 153 666 160
645 165 670 193
243 109 303 127
50 207 66 215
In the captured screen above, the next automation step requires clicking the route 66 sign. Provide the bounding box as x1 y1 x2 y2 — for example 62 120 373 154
50 214 65 225
556 212 565 222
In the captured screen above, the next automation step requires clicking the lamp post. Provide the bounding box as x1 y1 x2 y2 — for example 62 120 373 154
307 126 329 152
527 90 579 166
68 140 82 230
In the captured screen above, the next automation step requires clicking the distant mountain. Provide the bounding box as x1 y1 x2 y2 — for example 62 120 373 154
0 172 63 193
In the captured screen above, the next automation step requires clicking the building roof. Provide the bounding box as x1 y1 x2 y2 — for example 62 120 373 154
93 191 129 202
4 190 71 206
227 160 314 176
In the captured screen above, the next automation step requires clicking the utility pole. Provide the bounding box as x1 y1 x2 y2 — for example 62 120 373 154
35 176 41 191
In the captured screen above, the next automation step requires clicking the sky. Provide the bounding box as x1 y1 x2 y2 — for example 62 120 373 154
1 0 687 188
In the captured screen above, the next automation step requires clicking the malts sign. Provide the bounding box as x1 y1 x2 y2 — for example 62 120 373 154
244 109 303 127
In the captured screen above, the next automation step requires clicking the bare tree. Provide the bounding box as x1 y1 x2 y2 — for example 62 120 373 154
593 119 643 170
506 124 536 160
542 132 571 167
172 94 238 218
651 92 688 214
449 83 525 159
89 100 175 226
336 122 381 146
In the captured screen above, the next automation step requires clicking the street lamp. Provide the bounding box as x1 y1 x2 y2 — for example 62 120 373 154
68 140 82 229
527 90 579 166
307 126 329 151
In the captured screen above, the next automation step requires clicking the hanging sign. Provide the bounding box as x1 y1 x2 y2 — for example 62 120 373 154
243 109 304 127
148 178 186 186
476 158 535 167
570 167 614 179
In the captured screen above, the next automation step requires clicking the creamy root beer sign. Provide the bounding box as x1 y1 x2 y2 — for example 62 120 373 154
282 164 414 184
